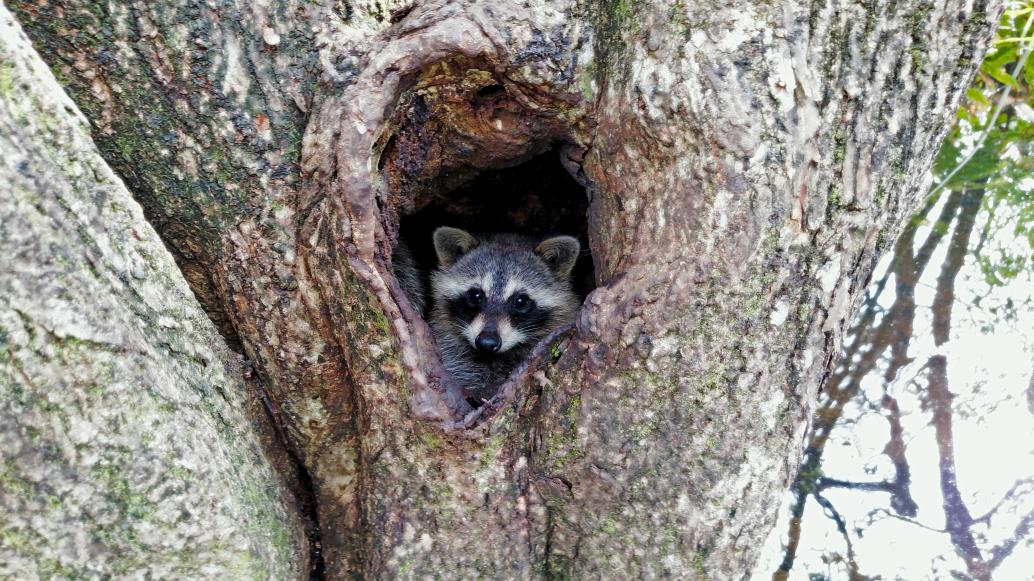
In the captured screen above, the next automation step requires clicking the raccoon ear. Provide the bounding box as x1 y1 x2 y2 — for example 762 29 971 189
433 227 479 267
535 236 580 279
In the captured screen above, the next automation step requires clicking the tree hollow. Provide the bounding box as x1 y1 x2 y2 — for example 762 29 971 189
374 57 597 416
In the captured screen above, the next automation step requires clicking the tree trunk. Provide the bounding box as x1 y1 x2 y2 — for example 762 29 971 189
7 0 1001 578
0 8 307 578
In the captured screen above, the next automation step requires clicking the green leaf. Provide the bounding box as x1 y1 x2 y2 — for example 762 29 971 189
966 86 991 106
986 66 1022 90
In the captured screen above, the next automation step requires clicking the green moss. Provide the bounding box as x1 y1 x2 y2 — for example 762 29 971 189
0 62 15 96
564 395 581 422
874 185 887 205
910 46 926 70
0 460 33 500
796 301 812 322
0 524 30 552
832 132 847 166
908 3 935 71
691 550 707 576
371 308 391 336
741 290 768 319
585 0 643 83
91 462 155 520
705 435 719 450
827 183 843 212
669 0 690 37
550 341 564 363
197 396 237 444
0 524 83 579
618 369 684 442
610 0 641 27
0 366 27 406
541 394 585 473
478 433 506 471
165 465 196 483
397 555 415 576
422 432 442 450
875 228 889 251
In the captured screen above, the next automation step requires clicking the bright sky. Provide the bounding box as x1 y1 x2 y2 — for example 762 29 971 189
754 199 1034 579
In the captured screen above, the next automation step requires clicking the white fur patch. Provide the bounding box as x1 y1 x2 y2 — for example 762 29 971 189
497 318 527 352
462 314 486 346
524 285 567 309
502 277 567 309
502 278 521 300
433 273 481 299
433 272 497 301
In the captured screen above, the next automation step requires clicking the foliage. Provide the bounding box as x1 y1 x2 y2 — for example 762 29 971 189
933 2 1034 289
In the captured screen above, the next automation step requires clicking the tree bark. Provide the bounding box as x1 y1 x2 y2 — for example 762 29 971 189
0 8 307 578
7 0 1001 578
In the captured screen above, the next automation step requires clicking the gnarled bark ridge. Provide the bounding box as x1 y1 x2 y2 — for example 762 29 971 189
7 0 1001 577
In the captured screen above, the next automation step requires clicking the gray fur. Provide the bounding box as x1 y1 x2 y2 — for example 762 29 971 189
433 226 480 267
392 239 425 314
430 228 581 403
534 236 580 278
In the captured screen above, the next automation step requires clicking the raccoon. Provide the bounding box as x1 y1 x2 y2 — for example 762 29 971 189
392 238 425 314
429 226 581 403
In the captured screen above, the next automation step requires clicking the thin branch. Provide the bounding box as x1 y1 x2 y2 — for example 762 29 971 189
972 478 1034 524
933 188 986 345
814 493 862 579
810 396 918 517
989 503 1034 570
886 191 966 382
882 393 919 517
866 507 948 534
1027 365 1034 416
817 476 897 493
926 355 992 581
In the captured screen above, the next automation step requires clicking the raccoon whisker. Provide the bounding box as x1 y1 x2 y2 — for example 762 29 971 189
517 320 550 334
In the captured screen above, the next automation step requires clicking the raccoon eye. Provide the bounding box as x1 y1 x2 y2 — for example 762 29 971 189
465 288 484 307
511 293 534 315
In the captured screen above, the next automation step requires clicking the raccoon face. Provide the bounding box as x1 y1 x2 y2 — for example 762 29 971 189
431 227 580 356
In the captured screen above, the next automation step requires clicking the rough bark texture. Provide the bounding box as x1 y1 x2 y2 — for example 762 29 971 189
8 0 1001 578
0 9 306 578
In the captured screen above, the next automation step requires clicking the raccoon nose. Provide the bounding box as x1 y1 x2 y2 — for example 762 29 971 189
475 331 501 354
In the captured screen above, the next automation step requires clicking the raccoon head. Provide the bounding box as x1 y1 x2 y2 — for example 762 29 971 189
430 226 580 356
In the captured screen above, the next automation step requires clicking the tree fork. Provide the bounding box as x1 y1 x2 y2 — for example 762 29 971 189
8 0 1002 578
0 7 307 576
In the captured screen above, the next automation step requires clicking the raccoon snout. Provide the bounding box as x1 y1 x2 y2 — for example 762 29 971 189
475 330 501 354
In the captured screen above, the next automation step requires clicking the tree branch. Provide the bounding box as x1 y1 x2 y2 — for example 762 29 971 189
925 355 992 581
814 493 863 579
